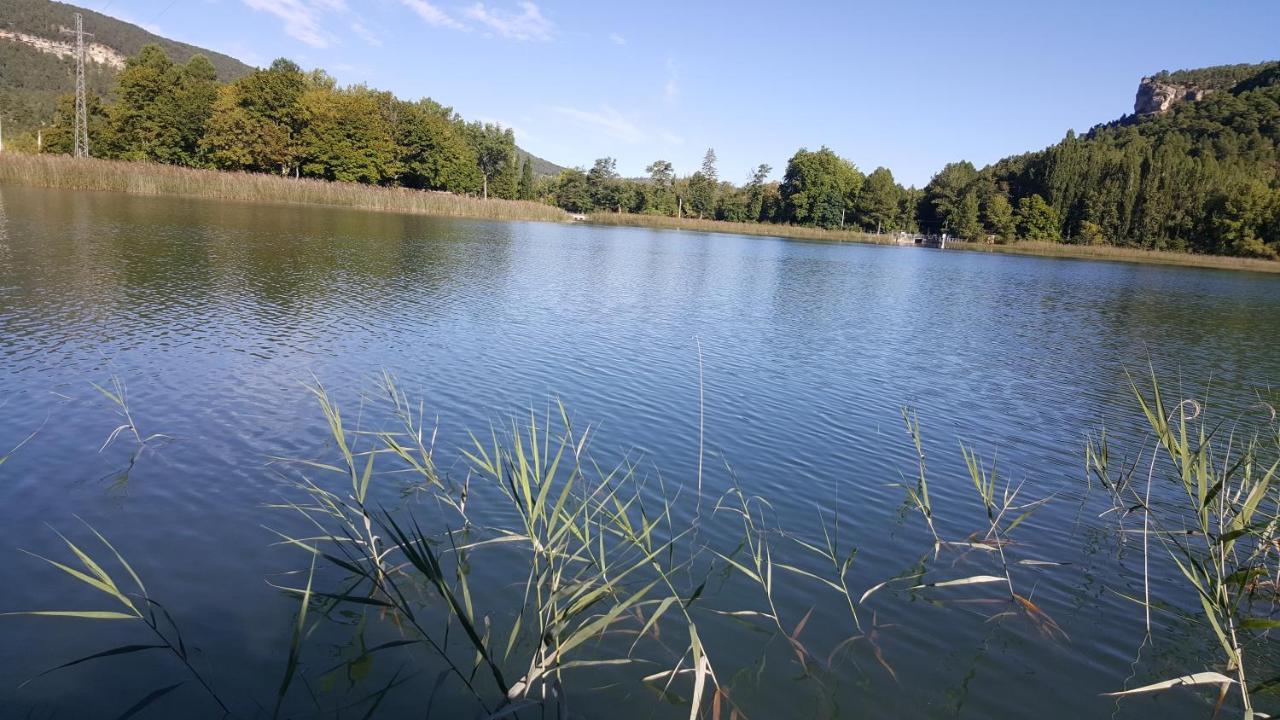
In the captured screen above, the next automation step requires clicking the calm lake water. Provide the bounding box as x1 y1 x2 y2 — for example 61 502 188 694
1 184 1278 718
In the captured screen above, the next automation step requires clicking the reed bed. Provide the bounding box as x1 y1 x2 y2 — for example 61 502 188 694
950 239 1280 274
0 154 570 223
585 212 896 245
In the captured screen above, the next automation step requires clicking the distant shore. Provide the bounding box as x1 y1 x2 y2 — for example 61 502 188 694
588 212 1280 274
0 154 569 224
3 154 1277 274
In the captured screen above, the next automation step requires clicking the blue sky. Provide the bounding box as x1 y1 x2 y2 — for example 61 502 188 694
95 0 1279 187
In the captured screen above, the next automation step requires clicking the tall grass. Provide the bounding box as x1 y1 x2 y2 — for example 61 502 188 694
586 212 897 245
1089 373 1280 714
950 239 1280 274
0 154 570 223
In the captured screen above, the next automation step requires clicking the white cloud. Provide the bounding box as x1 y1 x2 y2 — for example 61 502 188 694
608 32 626 46
464 1 554 41
664 57 679 103
241 0 338 48
351 21 382 46
398 0 466 29
553 106 645 144
658 131 683 145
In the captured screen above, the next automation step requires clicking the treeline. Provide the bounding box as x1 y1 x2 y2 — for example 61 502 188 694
44 47 527 199
547 148 922 234
919 61 1280 258
32 45 1280 258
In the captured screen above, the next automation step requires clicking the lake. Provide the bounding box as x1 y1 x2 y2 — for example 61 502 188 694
1 184 1278 718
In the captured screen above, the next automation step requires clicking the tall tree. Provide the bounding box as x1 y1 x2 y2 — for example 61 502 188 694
394 99 480 193
587 157 621 211
1016 194 1062 241
645 160 676 215
517 158 535 200
779 147 863 228
745 164 772 222
855 166 900 233
296 86 401 184
466 122 517 199
983 193 1016 242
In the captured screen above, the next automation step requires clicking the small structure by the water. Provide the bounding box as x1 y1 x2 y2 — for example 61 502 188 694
894 232 949 248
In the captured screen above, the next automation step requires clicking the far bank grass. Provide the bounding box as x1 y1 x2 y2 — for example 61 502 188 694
949 239 1280 274
0 153 570 223
590 211 1280 274
587 212 894 245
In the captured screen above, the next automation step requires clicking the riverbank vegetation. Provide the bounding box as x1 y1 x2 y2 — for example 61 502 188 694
7 40 1278 260
0 154 568 222
3 373 1278 717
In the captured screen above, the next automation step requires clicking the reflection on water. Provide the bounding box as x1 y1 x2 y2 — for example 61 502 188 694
0 185 1278 718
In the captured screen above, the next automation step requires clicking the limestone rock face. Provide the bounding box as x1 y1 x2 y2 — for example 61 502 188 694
1135 77 1211 115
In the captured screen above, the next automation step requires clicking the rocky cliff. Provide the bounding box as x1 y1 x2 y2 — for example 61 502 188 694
1134 76 1211 115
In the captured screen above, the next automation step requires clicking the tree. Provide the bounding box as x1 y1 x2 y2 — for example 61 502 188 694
466 122 517 199
1209 181 1279 258
921 161 979 233
645 160 676 215
395 99 480 193
855 167 900 233
1017 194 1062 241
517 158 535 200
983 193 1016 242
700 148 718 182
952 191 983 239
779 147 863 228
745 164 772 222
587 157 621 211
201 58 307 173
553 168 591 213
42 92 110 155
296 86 401 184
104 46 216 165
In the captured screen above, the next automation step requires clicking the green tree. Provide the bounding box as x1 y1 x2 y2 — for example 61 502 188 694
779 147 863 228
645 160 676 215
394 99 480 192
466 122 517 199
104 46 216 165
952 191 983 239
1209 181 1279 258
296 86 401 184
745 164 772 222
201 58 307 173
553 168 591 213
921 161 979 233
983 193 1016 242
686 149 719 219
42 92 111 155
1017 194 1062 241
517 158 535 200
855 166 900 233
587 157 621 211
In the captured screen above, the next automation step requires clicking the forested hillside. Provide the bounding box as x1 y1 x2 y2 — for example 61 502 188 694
920 61 1280 257
1 0 252 134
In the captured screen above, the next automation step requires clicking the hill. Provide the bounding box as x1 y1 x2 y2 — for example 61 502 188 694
1 0 254 134
1 0 564 174
921 60 1280 257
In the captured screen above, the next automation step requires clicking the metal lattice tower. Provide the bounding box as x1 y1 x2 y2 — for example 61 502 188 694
70 13 90 157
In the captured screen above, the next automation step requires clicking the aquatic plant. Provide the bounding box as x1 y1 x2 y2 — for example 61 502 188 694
1090 372 1280 716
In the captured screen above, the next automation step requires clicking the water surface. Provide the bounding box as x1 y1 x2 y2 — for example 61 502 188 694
1 185 1278 718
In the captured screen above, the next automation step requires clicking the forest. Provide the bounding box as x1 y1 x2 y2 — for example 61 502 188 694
18 44 1280 258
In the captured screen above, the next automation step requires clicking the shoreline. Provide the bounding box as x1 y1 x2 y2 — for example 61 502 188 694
0 154 570 224
3 154 1277 274
588 212 1280 274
